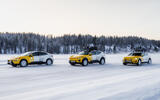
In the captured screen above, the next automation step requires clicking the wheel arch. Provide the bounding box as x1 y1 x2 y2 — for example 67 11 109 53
20 59 28 64
46 58 53 63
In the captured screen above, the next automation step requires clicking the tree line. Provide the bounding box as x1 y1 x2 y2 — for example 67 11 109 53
0 32 160 54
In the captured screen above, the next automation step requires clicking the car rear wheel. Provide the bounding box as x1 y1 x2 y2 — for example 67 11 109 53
99 58 105 65
137 59 142 66
82 59 88 66
46 59 53 65
148 58 152 64
20 60 28 67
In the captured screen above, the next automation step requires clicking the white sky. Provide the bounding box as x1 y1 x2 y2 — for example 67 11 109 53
0 0 160 40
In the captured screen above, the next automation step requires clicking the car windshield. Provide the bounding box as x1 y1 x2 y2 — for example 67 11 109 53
129 53 142 56
20 52 31 56
78 51 89 55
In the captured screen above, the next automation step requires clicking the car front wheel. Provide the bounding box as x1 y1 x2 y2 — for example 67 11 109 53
123 63 127 65
137 59 142 66
20 60 28 67
82 59 88 66
12 62 17 67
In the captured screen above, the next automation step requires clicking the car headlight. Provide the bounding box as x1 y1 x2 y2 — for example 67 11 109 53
14 58 20 61
134 58 138 60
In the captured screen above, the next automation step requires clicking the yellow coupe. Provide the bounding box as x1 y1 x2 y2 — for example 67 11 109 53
8 51 54 67
69 50 105 66
123 52 152 66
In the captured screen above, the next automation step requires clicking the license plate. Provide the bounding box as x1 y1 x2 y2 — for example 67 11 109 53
126 60 131 62
71 61 75 63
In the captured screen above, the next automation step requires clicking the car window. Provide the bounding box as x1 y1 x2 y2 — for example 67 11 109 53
96 51 101 55
130 53 142 56
90 51 97 55
39 52 47 56
79 51 89 55
32 52 39 56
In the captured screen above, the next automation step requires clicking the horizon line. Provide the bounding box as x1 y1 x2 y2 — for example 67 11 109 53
0 31 159 41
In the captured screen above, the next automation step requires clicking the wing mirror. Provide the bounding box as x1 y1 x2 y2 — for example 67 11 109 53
89 53 92 56
29 54 33 57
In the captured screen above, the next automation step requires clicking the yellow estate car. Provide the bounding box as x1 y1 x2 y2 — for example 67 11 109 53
8 51 54 67
123 52 152 66
69 50 105 66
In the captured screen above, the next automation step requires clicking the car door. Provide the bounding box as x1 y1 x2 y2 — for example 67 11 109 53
38 52 48 62
90 50 97 61
32 52 39 62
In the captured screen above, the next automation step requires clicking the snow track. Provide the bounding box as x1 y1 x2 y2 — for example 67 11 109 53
0 54 160 100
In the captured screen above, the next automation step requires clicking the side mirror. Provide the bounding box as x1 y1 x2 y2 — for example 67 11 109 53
29 55 33 57
89 54 92 56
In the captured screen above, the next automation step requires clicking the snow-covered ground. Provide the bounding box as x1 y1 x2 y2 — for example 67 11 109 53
0 53 160 100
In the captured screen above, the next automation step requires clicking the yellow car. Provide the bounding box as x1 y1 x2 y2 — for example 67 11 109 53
8 51 54 67
69 50 105 66
123 52 152 66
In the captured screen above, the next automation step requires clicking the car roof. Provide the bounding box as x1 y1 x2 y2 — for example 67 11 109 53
28 51 48 53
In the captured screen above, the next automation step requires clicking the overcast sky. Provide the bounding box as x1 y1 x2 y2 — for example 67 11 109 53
0 0 160 40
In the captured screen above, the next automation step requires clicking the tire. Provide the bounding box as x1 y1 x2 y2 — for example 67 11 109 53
137 59 142 66
46 59 53 65
148 58 152 64
99 58 105 65
82 59 88 66
12 63 17 67
70 63 75 66
123 63 127 65
20 59 28 67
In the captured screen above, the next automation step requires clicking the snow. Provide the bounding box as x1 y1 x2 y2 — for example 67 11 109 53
0 53 160 100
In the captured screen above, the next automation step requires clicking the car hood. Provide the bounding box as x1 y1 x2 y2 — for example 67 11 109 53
124 56 141 59
9 56 23 60
70 55 87 58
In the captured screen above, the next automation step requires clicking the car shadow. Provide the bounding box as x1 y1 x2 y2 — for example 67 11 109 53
10 64 54 68
124 63 158 67
70 63 108 67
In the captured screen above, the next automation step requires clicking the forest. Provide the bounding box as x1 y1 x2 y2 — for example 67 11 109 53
0 32 160 54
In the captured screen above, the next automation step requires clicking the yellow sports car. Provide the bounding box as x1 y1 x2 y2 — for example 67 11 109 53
8 51 54 67
69 50 105 66
123 52 152 66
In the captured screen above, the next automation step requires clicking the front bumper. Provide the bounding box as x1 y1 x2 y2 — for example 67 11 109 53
8 60 12 65
123 59 138 64
69 58 82 64
8 60 19 65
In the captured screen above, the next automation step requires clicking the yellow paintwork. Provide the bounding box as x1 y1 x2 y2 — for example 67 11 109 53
8 55 34 65
69 55 92 63
123 56 143 64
